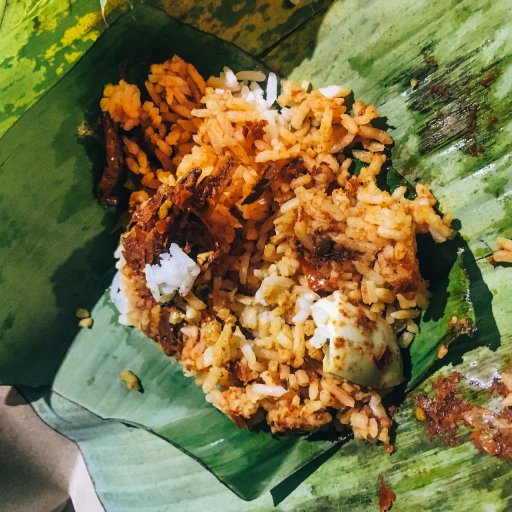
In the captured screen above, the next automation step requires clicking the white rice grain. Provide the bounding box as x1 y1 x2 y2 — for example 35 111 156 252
266 72 278 107
319 85 349 98
236 70 266 82
252 383 288 397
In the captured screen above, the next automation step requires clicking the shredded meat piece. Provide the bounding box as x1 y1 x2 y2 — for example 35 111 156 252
225 359 252 386
193 157 239 210
122 189 169 270
168 209 218 259
143 229 168 266
242 157 307 205
98 113 126 206
122 174 219 272
463 407 512 458
490 378 509 397
297 240 357 292
242 162 279 205
173 167 201 206
122 227 145 270
471 427 512 458
158 308 183 355
378 476 396 512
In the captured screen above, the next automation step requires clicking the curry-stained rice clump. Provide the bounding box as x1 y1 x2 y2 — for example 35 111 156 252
101 55 454 443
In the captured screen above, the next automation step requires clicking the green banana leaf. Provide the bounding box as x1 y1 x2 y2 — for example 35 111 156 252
2 0 512 509
0 0 120 137
52 291 342 500
408 245 475 390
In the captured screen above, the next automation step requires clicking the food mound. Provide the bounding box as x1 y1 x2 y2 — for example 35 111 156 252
101 55 454 443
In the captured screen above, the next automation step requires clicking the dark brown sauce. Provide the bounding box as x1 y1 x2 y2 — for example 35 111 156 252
298 254 333 292
378 476 396 512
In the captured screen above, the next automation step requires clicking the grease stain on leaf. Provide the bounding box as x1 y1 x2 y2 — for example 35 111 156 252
484 174 508 198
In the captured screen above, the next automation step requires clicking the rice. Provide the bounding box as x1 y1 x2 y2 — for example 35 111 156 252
236 70 266 82
252 383 288 397
110 271 131 326
491 237 512 263
101 55 455 442
144 243 200 302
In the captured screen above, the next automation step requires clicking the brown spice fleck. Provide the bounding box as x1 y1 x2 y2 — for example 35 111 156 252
487 115 499 130
246 120 268 140
357 314 376 334
193 157 239 210
429 83 451 101
479 72 499 87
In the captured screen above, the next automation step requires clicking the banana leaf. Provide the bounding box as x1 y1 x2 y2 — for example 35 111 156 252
0 0 122 137
408 247 475 389
2 0 512 508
